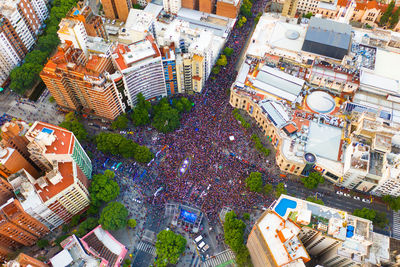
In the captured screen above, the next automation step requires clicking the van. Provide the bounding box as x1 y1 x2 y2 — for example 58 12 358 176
198 241 205 249
194 235 203 243
202 244 209 253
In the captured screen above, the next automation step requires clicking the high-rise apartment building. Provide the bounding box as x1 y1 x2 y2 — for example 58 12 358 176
100 0 131 21
6 252 49 267
0 0 47 85
199 0 215 13
112 35 167 106
248 195 377 267
5 122 92 225
40 42 124 120
0 121 41 173
0 145 39 179
118 8 156 44
164 0 182 13
161 46 178 95
58 18 89 56
0 198 49 246
216 0 240 18
66 3 107 39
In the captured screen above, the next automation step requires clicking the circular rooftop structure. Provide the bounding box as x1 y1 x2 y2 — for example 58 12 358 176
285 29 300 40
304 152 316 164
306 91 335 114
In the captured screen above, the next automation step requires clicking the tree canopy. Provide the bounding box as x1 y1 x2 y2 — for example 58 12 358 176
264 183 273 195
59 112 88 141
217 54 228 67
111 115 129 130
237 16 247 28
152 105 181 133
99 202 128 231
240 0 252 17
380 1 395 25
275 183 287 198
155 230 187 267
223 47 234 57
382 195 400 211
127 219 137 229
353 208 388 228
301 172 324 189
89 170 120 206
76 217 98 237
224 211 252 266
306 196 324 205
131 106 150 126
96 133 154 163
245 172 263 193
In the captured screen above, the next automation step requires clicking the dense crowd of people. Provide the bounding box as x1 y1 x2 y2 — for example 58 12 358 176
142 0 277 224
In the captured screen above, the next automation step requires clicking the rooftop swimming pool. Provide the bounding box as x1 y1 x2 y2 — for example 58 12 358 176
274 198 297 217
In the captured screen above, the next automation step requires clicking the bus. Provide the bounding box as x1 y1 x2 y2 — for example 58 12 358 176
115 162 122 170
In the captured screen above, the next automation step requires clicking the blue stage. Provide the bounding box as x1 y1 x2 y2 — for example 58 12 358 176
179 209 197 224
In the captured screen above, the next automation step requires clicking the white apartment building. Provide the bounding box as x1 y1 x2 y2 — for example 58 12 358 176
0 36 21 85
30 0 49 22
118 8 156 44
112 35 167 106
163 0 181 14
58 18 89 56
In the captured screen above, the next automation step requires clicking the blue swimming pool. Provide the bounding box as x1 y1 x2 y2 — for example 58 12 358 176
274 198 297 217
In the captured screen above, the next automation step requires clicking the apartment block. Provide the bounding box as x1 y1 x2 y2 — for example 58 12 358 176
164 0 181 13
6 252 49 267
248 195 380 267
0 198 50 247
100 0 131 21
216 0 240 18
58 18 89 55
161 46 178 95
112 35 167 106
199 0 215 13
66 3 107 39
40 42 124 120
0 145 39 179
118 8 156 44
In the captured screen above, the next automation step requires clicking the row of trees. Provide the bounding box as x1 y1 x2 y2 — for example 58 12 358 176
251 134 270 157
155 230 187 267
306 196 324 205
212 47 234 74
240 0 253 18
245 172 287 198
232 109 250 129
353 208 389 229
96 132 153 163
224 211 252 266
10 0 79 94
382 195 400 211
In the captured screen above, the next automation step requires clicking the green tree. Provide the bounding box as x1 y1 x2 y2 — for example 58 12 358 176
111 115 129 130
49 96 55 103
301 172 324 189
119 138 138 158
380 1 395 25
127 219 137 229
59 119 88 141
136 92 152 111
235 247 252 267
374 211 389 229
245 172 263 193
9 63 43 94
224 211 246 253
353 208 376 221
237 16 247 28
131 107 149 126
240 0 252 17
242 213 250 220
264 183 273 195
37 239 50 249
275 183 287 198
152 106 180 133
96 133 125 155
390 7 400 27
155 230 186 267
172 98 185 113
179 97 193 112
223 47 234 57
99 202 128 231
212 66 221 74
303 12 313 19
89 171 120 206
306 196 324 205
383 195 400 211
217 54 228 66
76 217 98 237
65 111 75 122
70 214 81 227
134 145 154 163
24 50 49 65
255 12 262 23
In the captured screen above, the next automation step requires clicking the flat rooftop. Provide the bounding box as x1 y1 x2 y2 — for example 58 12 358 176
305 121 342 161
124 8 154 32
257 210 310 266
374 49 400 81
26 121 75 155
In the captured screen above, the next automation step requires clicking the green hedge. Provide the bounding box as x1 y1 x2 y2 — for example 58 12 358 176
232 109 250 129
251 134 270 157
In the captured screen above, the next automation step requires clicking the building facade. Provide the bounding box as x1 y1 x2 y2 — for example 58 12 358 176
100 0 131 21
216 0 240 18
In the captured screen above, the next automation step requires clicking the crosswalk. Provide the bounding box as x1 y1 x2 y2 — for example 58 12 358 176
393 211 400 239
136 241 156 255
204 250 236 267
